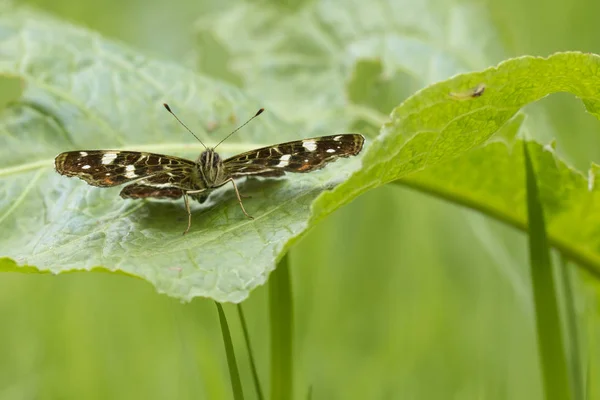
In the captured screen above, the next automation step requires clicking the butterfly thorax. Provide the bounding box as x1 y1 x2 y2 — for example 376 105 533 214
196 148 226 188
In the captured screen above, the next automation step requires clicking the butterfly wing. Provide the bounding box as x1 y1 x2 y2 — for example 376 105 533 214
55 150 199 189
119 172 205 200
119 185 184 199
223 134 364 178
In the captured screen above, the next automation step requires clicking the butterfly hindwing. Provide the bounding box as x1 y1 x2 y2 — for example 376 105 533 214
120 184 184 199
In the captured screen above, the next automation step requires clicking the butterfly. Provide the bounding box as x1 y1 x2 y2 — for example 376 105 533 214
55 104 365 234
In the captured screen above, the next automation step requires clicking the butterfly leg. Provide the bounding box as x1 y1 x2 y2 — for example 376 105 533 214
183 189 211 234
186 180 253 220
183 192 192 235
224 177 253 219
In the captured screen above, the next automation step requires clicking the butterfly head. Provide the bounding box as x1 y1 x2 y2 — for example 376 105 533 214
198 148 221 168
197 148 225 185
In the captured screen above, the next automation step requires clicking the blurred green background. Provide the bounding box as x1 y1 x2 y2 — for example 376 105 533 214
2 0 600 399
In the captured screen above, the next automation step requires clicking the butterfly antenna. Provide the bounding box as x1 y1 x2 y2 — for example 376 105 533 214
163 103 207 150
214 108 265 150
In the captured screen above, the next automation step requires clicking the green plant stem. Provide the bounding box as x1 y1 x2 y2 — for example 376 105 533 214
215 302 245 400
237 303 264 400
270 252 294 400
559 255 585 400
524 142 571 400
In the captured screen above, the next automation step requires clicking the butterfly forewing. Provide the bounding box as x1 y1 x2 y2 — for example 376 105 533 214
224 134 364 178
55 150 198 188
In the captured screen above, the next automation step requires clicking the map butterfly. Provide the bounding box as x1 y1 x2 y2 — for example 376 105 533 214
55 104 365 234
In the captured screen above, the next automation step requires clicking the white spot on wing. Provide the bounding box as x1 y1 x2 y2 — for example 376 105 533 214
79 151 88 157
82 165 91 169
125 164 138 179
146 182 171 188
326 149 336 153
277 154 291 167
333 135 344 141
101 152 118 165
302 140 318 152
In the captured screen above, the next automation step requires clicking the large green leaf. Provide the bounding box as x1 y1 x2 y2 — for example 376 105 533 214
0 7 364 303
313 52 600 279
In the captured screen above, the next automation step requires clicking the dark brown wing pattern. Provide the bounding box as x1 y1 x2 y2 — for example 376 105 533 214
119 185 184 199
54 150 198 189
223 134 364 178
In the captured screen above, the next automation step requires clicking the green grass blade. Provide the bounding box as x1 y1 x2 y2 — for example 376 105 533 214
237 304 264 400
559 254 585 400
215 302 245 400
524 142 571 400
270 252 294 400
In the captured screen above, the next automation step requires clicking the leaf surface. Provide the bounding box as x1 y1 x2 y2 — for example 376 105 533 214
0 7 364 302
